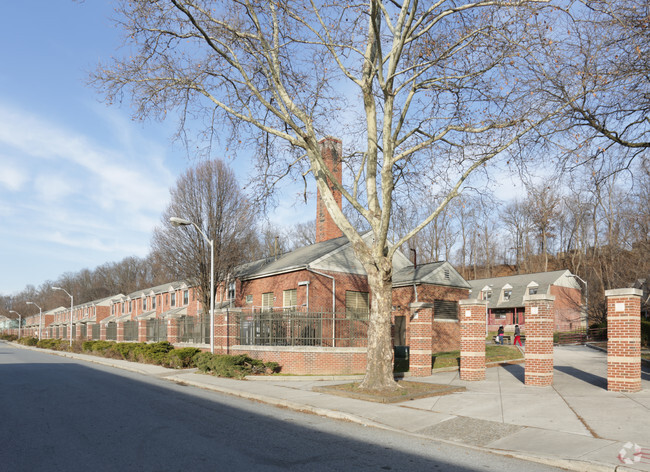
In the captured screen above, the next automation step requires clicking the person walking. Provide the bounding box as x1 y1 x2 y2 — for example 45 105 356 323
497 325 504 345
513 324 523 347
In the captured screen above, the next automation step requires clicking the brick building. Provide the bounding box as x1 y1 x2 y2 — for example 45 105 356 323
467 270 584 332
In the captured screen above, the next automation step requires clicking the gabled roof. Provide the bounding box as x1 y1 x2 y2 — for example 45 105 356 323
239 235 354 280
392 261 470 289
467 269 579 310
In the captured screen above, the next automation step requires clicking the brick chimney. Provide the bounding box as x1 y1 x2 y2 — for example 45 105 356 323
315 137 343 243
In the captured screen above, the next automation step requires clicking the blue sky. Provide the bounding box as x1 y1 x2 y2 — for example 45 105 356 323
0 1 312 296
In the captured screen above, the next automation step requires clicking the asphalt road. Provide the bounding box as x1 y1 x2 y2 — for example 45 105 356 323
0 343 566 471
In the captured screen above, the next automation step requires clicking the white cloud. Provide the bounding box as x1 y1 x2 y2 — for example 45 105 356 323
0 159 28 191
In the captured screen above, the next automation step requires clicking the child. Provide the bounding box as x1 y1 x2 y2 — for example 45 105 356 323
497 325 504 345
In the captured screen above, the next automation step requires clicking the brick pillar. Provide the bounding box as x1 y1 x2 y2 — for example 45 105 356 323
409 302 434 377
138 320 147 343
216 308 241 354
100 323 107 341
524 294 555 387
606 288 642 393
116 322 125 342
459 299 488 381
167 318 180 344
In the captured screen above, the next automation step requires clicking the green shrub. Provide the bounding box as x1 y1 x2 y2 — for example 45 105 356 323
18 337 38 346
37 339 69 351
192 352 281 378
87 340 115 354
0 334 18 341
167 347 201 369
642 321 650 348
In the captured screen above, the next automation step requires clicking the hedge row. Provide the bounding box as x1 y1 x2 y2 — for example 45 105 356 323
2 336 282 376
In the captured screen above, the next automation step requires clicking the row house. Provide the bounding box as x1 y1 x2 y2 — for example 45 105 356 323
467 269 584 332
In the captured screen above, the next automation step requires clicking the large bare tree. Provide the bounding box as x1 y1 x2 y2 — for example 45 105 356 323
151 159 258 315
94 0 571 390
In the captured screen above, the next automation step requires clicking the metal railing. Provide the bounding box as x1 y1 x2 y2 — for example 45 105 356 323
124 321 138 341
236 310 368 347
106 322 117 341
146 319 167 342
179 315 209 344
92 324 100 340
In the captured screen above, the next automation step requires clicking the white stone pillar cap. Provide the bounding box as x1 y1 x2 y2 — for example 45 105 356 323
605 288 642 298
523 293 556 302
459 299 488 306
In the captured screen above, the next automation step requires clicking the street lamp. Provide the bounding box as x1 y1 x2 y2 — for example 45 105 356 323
9 310 22 339
569 274 588 331
52 286 74 346
170 216 215 354
26 301 42 341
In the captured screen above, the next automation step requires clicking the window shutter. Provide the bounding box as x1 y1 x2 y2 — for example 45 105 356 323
434 300 458 321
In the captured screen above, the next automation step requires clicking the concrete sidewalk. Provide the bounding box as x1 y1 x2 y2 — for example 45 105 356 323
15 342 650 472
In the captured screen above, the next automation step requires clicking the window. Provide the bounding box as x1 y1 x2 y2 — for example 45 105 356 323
503 290 512 301
444 269 450 280
283 289 297 308
346 291 369 319
142 297 147 311
121 302 125 313
245 294 253 304
151 295 156 309
434 300 458 321
171 292 176 307
111 305 115 315
261 292 274 310
228 282 236 301
183 290 189 306
128 300 132 312
529 287 538 295
483 291 492 300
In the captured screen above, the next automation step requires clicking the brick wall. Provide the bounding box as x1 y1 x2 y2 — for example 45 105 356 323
606 288 641 393
238 269 369 313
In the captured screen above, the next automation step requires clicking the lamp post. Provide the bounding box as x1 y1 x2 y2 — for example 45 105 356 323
26 301 42 341
9 310 22 339
52 286 74 346
170 216 215 354
569 274 588 331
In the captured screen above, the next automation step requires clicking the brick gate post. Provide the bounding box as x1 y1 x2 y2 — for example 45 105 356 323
524 294 555 387
409 302 434 377
606 288 642 393
459 299 488 381
138 320 147 343
167 318 180 344
116 322 125 342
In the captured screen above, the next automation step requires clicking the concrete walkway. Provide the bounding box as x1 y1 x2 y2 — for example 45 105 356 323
12 342 650 472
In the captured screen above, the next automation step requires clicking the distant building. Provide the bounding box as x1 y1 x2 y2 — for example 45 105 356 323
467 270 584 332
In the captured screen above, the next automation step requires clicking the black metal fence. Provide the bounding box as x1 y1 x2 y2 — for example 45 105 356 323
124 321 138 341
146 319 167 342
179 315 209 344
80 324 87 339
235 310 369 347
92 324 100 340
106 322 117 341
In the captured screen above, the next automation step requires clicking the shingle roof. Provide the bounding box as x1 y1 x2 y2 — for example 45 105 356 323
467 270 575 310
392 261 470 289
239 235 351 279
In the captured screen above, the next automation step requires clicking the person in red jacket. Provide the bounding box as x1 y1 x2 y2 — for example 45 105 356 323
514 324 523 347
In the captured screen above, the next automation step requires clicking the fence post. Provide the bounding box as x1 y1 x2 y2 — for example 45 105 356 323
606 288 642 393
459 299 488 381
138 320 147 343
524 294 555 387
116 322 125 342
409 302 434 377
100 323 107 341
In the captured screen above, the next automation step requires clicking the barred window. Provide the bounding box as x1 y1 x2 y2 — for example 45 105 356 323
434 300 458 321
262 292 274 310
183 290 189 306
346 291 369 318
283 289 297 308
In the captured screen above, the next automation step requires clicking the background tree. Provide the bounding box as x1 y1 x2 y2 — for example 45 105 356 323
94 0 575 390
151 159 258 315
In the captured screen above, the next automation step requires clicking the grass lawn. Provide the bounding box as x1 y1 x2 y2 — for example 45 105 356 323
431 345 523 369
